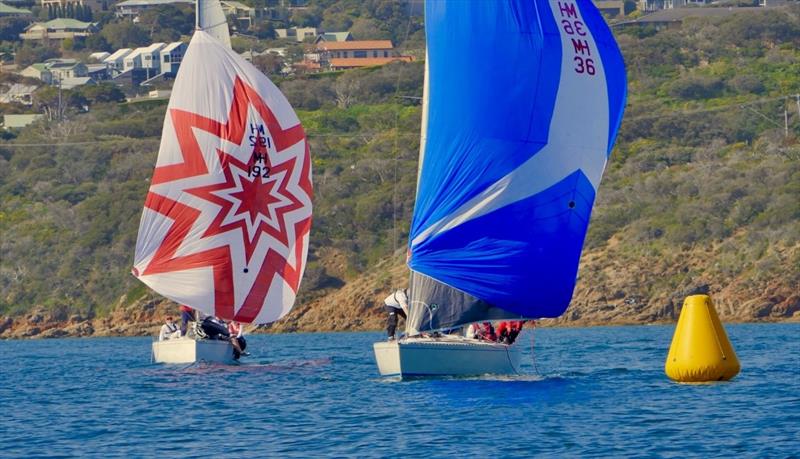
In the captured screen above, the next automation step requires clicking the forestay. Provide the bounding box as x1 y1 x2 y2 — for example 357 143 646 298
132 31 312 324
407 0 626 333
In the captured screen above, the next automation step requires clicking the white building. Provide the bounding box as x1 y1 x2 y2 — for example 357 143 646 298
104 48 132 75
124 43 165 73
275 27 318 42
159 41 186 75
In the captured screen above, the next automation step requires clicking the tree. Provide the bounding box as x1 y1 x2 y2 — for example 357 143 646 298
14 43 61 67
99 21 149 49
252 53 284 76
0 17 31 41
333 72 361 109
85 33 111 52
32 86 87 121
137 5 193 42
76 84 125 104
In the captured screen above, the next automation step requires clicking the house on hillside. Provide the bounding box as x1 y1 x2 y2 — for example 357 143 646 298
159 41 186 75
275 26 318 42
86 63 110 81
19 18 97 41
45 58 88 81
593 0 624 16
314 40 413 70
0 83 38 105
20 63 53 84
103 48 132 76
124 43 165 75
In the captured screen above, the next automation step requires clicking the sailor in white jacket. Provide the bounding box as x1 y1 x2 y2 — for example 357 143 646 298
158 316 181 341
383 288 409 340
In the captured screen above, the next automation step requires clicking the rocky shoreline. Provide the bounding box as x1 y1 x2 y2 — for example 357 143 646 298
3 245 798 340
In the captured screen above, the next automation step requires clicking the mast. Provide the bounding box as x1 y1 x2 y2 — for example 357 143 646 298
196 0 201 31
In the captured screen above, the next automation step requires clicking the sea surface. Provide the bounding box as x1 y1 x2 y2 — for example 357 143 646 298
1 323 798 458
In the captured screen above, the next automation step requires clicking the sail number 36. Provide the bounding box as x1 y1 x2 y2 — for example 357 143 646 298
574 56 596 75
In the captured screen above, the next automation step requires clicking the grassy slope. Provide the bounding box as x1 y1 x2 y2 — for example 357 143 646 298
1 8 799 332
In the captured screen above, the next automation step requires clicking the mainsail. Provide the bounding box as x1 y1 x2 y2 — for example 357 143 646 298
406 0 626 333
196 0 231 48
132 31 312 324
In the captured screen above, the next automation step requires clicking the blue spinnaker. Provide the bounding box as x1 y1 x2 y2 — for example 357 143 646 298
408 0 626 327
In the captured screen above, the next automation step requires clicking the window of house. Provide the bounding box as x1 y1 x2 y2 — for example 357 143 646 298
164 55 170 63
354 51 367 58
383 51 388 57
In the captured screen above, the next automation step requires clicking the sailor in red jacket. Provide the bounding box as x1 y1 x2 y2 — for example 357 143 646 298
480 322 497 342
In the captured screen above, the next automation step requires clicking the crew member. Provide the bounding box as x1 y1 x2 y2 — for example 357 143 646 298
227 321 249 359
179 304 195 336
159 315 180 341
383 288 409 341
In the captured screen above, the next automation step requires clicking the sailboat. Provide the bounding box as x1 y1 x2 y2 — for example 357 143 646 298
133 0 312 364
373 0 626 377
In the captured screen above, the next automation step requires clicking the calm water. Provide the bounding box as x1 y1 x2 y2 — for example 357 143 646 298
1 324 798 458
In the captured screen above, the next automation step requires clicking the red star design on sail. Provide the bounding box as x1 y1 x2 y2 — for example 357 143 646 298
136 77 312 323
184 145 304 265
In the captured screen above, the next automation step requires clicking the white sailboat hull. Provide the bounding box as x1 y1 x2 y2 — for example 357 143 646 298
152 338 235 364
373 336 521 378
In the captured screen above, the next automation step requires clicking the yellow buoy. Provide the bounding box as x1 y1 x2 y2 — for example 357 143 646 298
665 294 740 382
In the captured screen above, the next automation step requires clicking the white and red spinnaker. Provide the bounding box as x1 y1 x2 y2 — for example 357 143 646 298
132 31 312 324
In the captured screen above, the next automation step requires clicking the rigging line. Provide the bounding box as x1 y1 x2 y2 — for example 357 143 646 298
390 0 416 257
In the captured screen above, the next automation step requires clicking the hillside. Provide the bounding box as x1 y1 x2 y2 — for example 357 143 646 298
1 6 799 339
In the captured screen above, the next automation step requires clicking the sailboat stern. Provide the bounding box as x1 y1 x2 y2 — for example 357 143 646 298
373 337 521 378
152 338 235 364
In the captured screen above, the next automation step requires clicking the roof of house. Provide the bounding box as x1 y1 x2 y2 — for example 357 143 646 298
3 114 42 128
89 51 110 60
317 32 352 42
104 48 133 62
329 56 413 68
2 83 37 96
59 77 95 89
43 18 95 30
0 1 31 14
86 63 109 73
45 58 83 69
26 63 48 72
318 40 394 51
125 43 166 61
161 41 185 53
